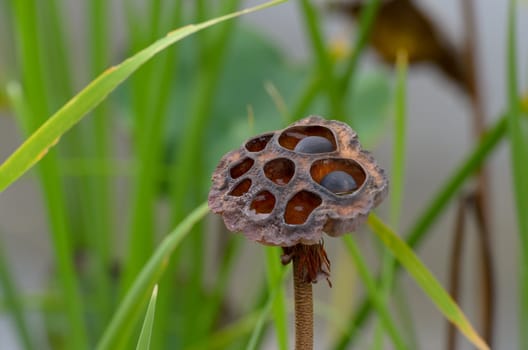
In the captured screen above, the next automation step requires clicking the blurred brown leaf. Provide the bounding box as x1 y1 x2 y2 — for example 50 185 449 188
331 0 468 91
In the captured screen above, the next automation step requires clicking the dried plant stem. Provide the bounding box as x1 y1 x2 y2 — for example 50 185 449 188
447 196 470 350
461 0 495 346
293 254 314 350
282 243 329 349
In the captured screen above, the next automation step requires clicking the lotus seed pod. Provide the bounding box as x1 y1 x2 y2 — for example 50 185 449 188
208 115 388 247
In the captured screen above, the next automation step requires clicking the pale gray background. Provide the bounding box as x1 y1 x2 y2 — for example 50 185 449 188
1 0 527 349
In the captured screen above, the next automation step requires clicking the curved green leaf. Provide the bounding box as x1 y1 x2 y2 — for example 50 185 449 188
0 239 34 350
247 266 290 350
333 114 508 350
264 247 288 350
0 0 287 192
135 285 159 350
506 1 528 348
96 202 209 350
367 214 489 350
342 236 407 350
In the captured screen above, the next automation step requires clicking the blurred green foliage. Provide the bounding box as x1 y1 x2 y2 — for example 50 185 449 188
0 1 525 350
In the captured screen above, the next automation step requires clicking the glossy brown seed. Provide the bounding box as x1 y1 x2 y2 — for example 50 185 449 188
284 191 322 225
230 157 254 179
264 158 295 185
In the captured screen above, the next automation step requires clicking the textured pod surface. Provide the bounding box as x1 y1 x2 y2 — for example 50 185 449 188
208 116 388 246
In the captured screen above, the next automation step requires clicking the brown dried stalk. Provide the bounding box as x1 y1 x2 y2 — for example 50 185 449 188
293 255 314 350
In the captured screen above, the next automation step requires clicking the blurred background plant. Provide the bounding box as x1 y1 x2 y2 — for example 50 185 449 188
0 0 527 349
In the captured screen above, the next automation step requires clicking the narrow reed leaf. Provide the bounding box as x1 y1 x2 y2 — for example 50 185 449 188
247 266 290 350
334 115 508 349
120 0 175 302
0 240 34 350
96 203 209 350
339 0 382 94
200 236 243 335
125 4 182 346
299 0 341 117
85 0 114 329
390 50 408 229
187 310 261 350
0 0 288 192
6 80 87 349
10 0 50 121
391 50 418 349
343 236 407 350
168 1 244 346
372 50 409 350
38 0 74 105
289 73 322 123
135 285 159 350
367 214 489 350
265 247 288 350
506 1 528 348
265 81 290 123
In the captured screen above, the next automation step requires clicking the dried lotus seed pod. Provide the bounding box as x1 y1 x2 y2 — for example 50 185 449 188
209 116 388 348
208 115 388 247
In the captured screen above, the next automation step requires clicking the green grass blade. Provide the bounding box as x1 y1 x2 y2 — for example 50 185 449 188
0 291 61 314
165 1 244 346
372 50 411 350
10 0 51 120
96 202 209 350
294 0 382 124
247 266 290 350
37 0 74 108
0 238 34 350
169 0 243 222
195 0 210 53
199 236 243 335
342 236 407 350
6 81 87 349
186 310 261 350
390 51 407 229
506 1 528 348
0 0 288 193
85 0 113 330
89 0 109 75
123 0 142 52
333 115 508 349
367 214 489 350
121 10 184 347
264 247 288 350
392 283 419 350
405 117 507 248
135 285 159 350
339 0 381 94
120 56 172 295
289 72 322 122
299 0 341 118
164 1 244 345
196 0 208 21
